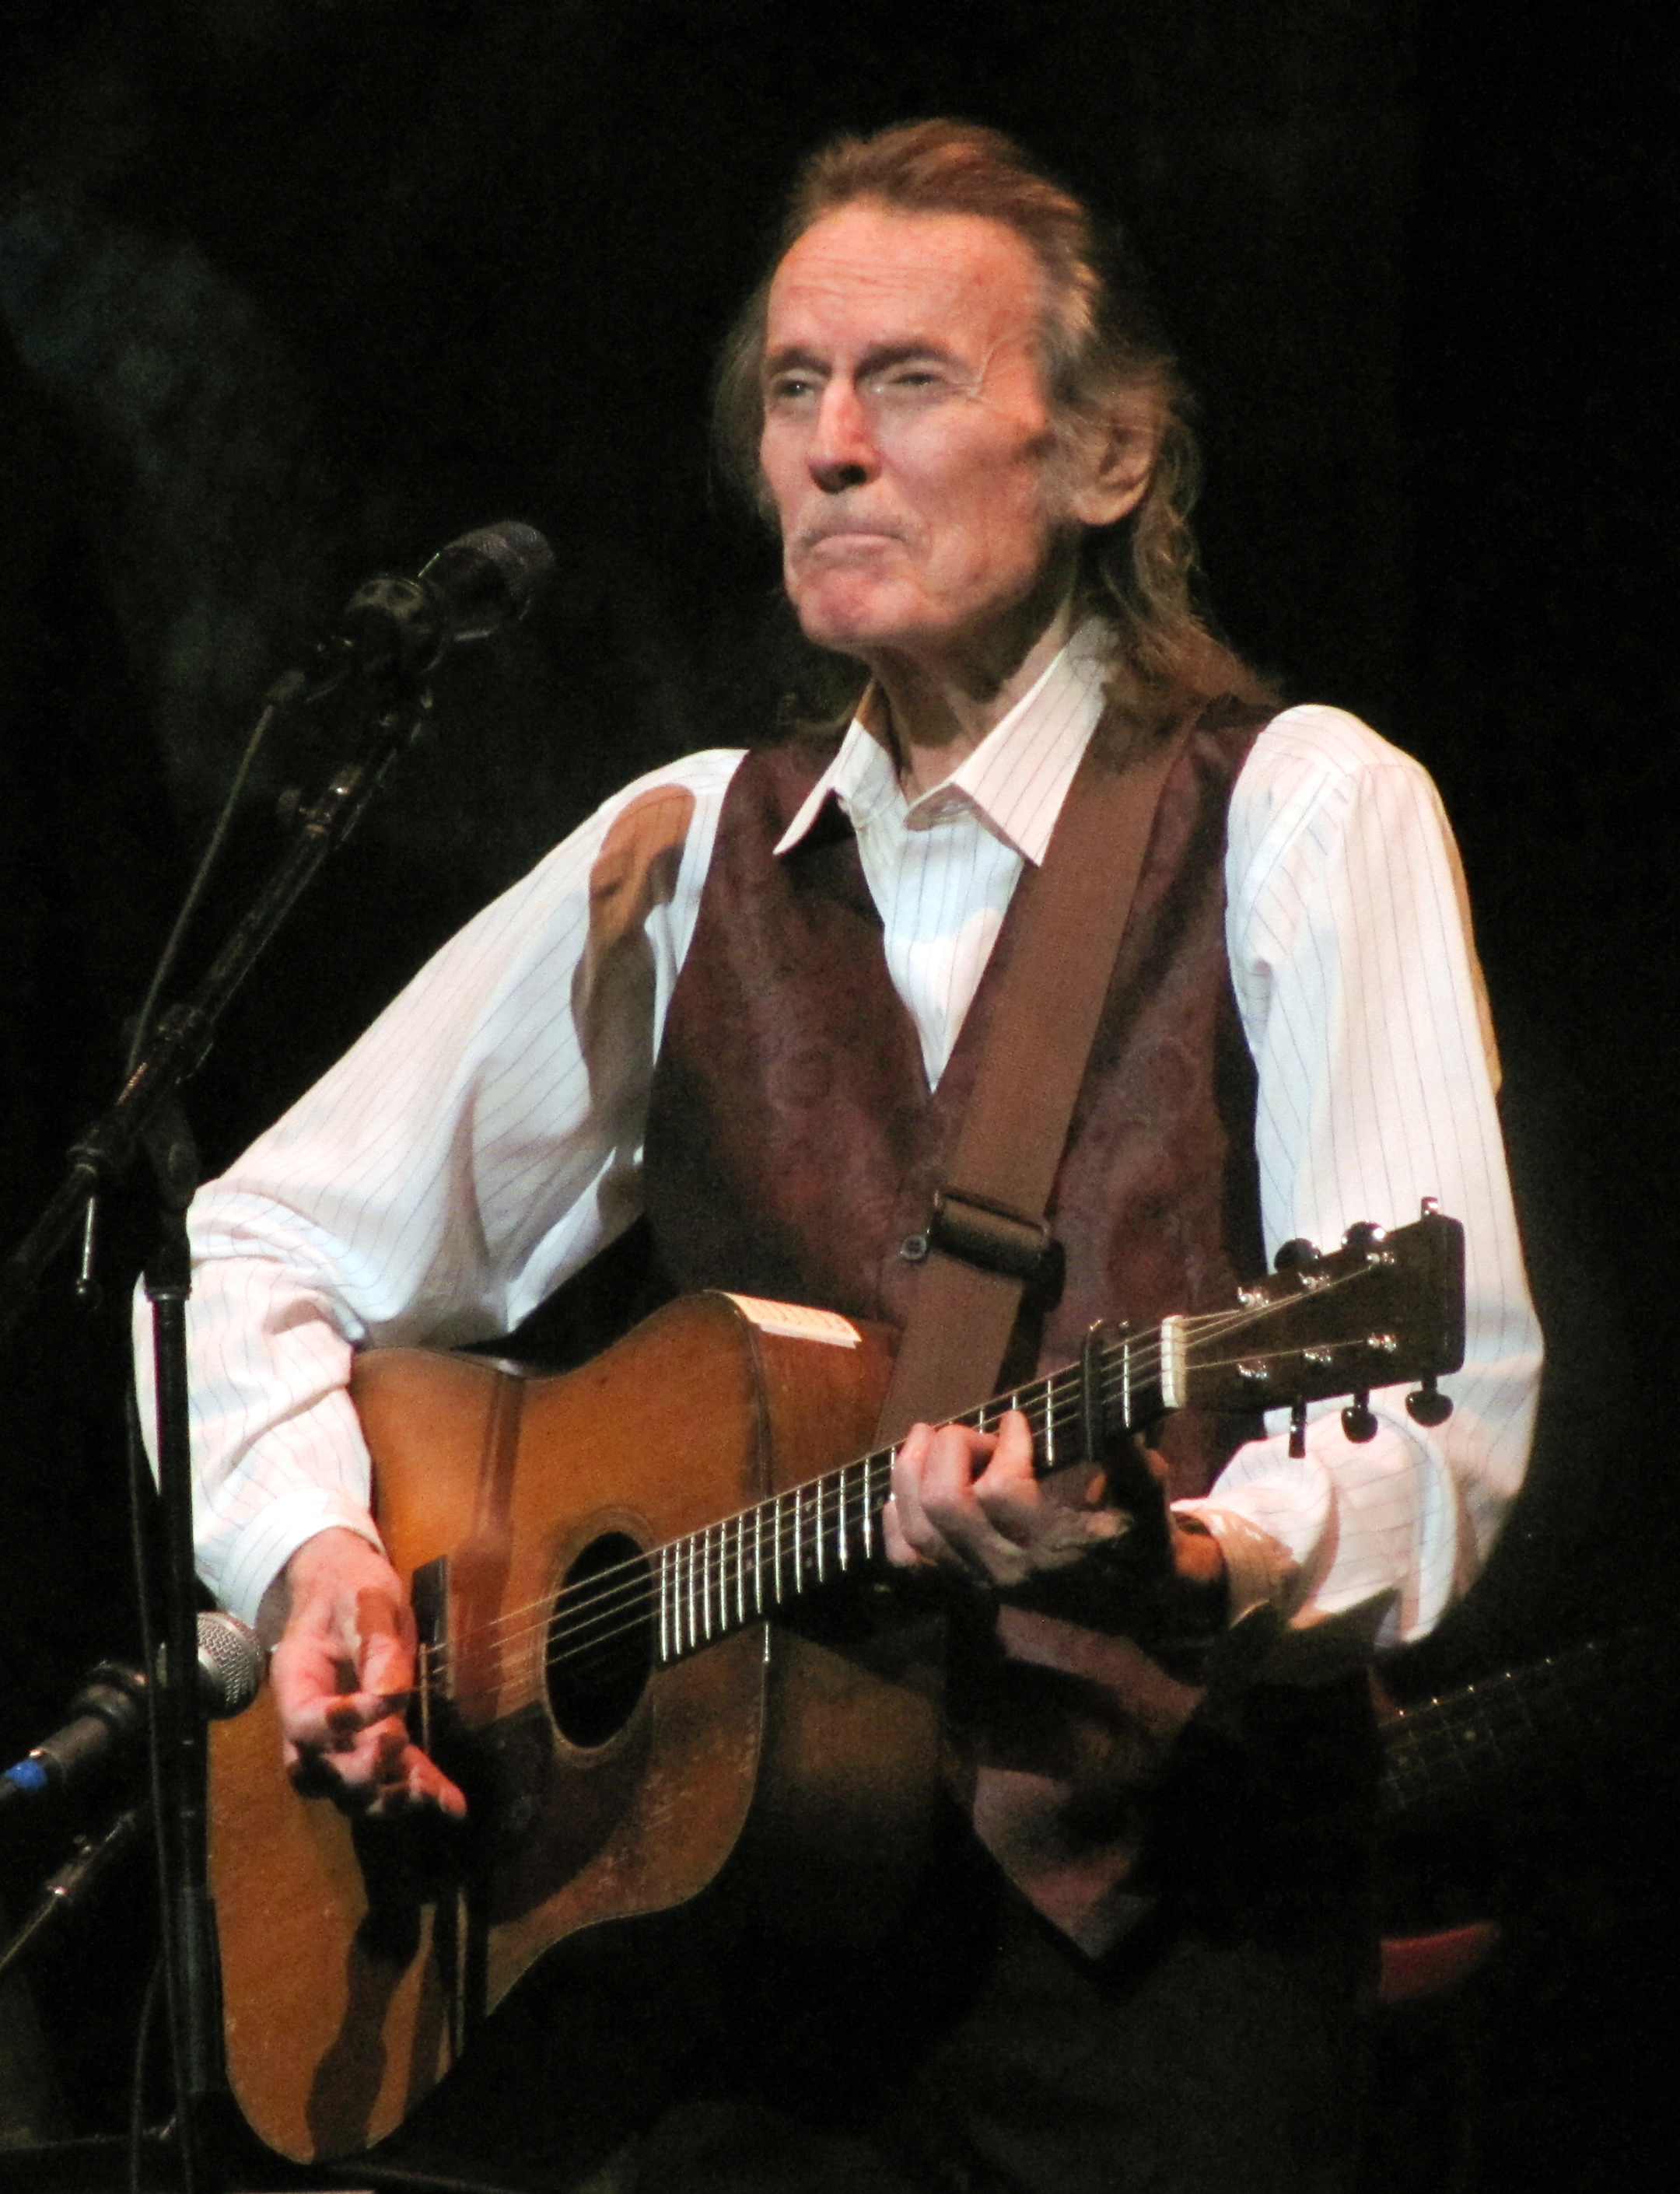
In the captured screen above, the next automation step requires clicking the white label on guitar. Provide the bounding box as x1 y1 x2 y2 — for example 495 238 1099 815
723 1294 862 1348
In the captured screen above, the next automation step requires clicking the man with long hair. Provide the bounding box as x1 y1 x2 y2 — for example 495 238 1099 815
159 122 1538 2191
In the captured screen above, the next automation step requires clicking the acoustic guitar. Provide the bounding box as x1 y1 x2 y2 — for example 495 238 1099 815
208 1205 1463 2161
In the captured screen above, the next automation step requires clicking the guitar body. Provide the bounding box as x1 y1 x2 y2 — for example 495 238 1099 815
208 1293 940 2164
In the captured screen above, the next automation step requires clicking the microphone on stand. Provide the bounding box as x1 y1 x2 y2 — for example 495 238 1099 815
313 520 556 691
0 1612 266 1818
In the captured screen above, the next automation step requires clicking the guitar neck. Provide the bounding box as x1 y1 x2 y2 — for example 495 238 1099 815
1377 1637 1619 1826
652 1349 1095 1664
651 1208 1461 1666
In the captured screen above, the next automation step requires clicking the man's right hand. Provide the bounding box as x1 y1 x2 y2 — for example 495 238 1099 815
265 1527 467 1820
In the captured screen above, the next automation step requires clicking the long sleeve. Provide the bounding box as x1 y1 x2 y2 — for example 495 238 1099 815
141 751 743 1625
1179 707 1541 1644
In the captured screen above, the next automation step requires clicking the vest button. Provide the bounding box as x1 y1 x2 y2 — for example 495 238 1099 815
899 1233 929 1262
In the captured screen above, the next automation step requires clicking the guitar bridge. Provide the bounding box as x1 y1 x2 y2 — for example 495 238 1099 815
411 1555 450 1760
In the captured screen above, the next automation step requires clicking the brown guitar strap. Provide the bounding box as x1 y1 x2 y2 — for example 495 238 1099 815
873 709 1196 1447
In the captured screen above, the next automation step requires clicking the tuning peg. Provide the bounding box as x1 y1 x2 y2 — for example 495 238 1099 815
1342 1393 1377 1443
1341 1221 1385 1254
1275 1238 1320 1273
1405 1375 1454 1429
1289 1398 1309 1458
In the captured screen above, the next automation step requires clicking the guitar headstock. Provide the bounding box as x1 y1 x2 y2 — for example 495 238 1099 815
1181 1202 1465 1425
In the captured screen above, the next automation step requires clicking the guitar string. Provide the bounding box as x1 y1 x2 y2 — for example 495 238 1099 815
416 1313 1250 1683
425 1351 1403 1693
420 1342 1128 1673
418 1268 1381 1676
424 1300 1410 1692
419 1277 1402 1687
428 1328 1388 1694
433 1273 1367 1665
429 1289 1401 1685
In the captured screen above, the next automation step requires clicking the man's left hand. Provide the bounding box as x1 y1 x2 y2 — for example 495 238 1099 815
884 1412 1226 1614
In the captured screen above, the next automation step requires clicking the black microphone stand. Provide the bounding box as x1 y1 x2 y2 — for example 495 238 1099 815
0 632 438 2194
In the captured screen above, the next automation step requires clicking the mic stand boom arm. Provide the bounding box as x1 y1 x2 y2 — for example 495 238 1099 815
0 670 432 1347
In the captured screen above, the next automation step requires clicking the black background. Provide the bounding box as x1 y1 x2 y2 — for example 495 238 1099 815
2 2 1675 2184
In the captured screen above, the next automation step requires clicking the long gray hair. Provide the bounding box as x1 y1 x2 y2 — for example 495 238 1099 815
712 119 1275 730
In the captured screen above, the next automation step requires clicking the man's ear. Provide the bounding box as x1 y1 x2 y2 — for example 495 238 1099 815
1065 404 1155 529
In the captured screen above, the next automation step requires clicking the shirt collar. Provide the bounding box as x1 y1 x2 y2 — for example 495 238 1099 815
772 623 1112 866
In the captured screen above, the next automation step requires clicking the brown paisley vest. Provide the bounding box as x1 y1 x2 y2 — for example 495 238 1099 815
642 702 1269 1505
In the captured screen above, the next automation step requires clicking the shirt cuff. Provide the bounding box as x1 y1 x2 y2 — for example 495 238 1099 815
1171 1500 1301 1625
215 1487 388 1631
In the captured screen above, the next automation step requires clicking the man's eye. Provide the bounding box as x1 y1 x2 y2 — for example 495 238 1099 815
767 376 817 403
877 369 945 397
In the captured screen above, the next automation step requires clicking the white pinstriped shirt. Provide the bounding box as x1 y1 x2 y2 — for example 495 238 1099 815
151 632 1541 1642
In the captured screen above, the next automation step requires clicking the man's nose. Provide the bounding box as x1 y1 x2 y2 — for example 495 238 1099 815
807 380 877 494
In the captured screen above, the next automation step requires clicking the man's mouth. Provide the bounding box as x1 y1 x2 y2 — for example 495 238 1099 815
796 522 904 556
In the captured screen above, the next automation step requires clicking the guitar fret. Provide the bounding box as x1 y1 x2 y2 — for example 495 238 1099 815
815 1478 825 1583
1120 1331 1132 1429
838 1465 850 1569
754 1504 765 1615
658 1546 669 1664
686 1533 698 1650
793 1485 803 1590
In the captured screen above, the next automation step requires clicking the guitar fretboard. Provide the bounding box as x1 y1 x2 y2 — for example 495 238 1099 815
1378 1638 1615 1824
651 1339 1153 1662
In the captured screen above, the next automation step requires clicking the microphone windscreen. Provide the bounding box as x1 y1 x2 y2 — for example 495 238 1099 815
196 1611 266 1718
420 521 555 643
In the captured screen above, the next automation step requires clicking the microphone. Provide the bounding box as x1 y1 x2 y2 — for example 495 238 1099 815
0 1612 266 1816
331 520 556 687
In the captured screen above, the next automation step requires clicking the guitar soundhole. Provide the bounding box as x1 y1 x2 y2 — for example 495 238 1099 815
545 1531 655 1748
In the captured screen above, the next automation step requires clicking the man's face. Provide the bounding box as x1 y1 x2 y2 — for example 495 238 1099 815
758 205 1079 674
